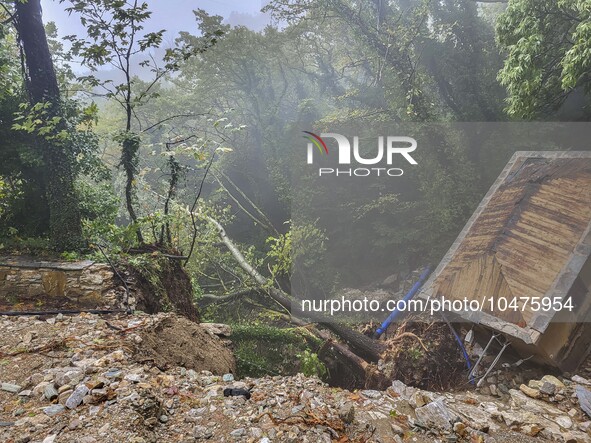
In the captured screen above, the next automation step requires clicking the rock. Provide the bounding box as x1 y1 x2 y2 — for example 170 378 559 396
411 391 428 408
94 350 126 367
125 373 142 383
201 323 232 337
528 379 543 389
104 369 122 379
361 389 381 399
389 380 415 400
87 377 107 390
58 389 73 405
489 384 498 396
564 431 591 443
22 331 34 344
501 409 537 427
510 389 564 415
451 400 499 433
12 311 591 443
453 422 467 436
572 375 591 386
391 423 404 435
98 423 110 435
415 399 457 430
541 375 564 389
222 373 234 383
65 384 89 409
42 435 57 443
338 404 355 424
519 384 540 399
1 383 22 393
539 381 556 395
17 390 31 397
576 385 591 418
193 425 213 440
32 381 50 397
44 384 59 401
522 424 543 437
55 369 83 387
42 405 65 417
479 386 491 396
230 428 245 437
556 415 573 429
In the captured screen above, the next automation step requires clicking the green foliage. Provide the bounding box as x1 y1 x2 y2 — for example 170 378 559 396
60 250 81 261
297 349 328 379
115 130 141 176
62 1 222 114
77 180 119 226
231 323 321 378
265 229 292 280
127 254 163 290
0 235 51 255
0 25 49 238
497 0 591 118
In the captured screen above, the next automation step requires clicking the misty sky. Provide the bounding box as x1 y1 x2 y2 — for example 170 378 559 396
39 0 273 74
40 0 273 43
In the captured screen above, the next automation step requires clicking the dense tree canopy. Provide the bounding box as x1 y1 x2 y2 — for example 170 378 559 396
497 0 591 119
0 0 590 291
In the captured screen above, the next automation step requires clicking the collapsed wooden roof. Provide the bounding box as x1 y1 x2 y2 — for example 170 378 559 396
422 151 591 348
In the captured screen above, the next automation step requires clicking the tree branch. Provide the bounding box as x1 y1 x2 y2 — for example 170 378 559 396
184 150 217 265
206 216 387 363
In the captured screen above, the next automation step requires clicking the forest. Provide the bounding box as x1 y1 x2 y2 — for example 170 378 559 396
1 0 591 383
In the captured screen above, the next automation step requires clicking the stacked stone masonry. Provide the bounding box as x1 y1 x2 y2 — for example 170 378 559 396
0 256 130 311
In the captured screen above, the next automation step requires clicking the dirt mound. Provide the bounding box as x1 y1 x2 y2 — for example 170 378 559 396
134 315 235 374
380 320 468 391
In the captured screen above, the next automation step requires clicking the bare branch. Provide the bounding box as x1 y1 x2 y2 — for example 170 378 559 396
142 112 211 133
184 150 217 264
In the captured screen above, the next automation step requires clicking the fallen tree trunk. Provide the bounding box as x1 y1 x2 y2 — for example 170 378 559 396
198 289 263 308
207 216 387 363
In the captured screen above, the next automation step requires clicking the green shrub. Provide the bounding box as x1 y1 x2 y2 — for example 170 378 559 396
231 323 322 379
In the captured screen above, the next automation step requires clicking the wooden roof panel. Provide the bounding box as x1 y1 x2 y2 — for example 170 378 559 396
428 154 591 331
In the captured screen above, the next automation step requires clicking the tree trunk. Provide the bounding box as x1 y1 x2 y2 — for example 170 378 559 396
14 0 83 251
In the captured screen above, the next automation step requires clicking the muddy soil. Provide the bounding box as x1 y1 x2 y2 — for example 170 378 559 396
133 315 235 374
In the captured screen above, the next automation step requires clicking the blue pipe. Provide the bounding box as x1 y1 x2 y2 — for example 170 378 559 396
443 314 475 384
373 266 431 339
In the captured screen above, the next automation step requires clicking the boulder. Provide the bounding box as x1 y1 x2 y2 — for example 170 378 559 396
415 399 458 431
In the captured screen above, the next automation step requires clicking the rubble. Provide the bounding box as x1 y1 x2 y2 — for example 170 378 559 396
1 312 591 442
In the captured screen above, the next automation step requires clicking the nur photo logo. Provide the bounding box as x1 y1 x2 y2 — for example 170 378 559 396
303 131 418 177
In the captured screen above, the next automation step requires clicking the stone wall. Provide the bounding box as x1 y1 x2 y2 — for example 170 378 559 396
0 256 131 311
